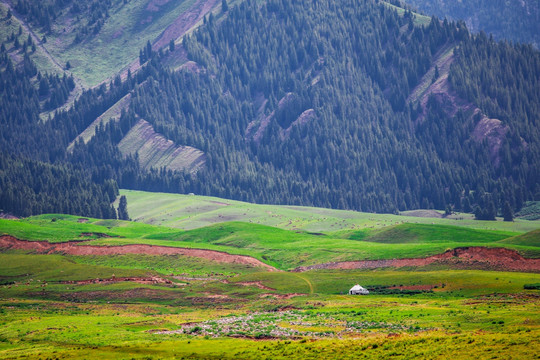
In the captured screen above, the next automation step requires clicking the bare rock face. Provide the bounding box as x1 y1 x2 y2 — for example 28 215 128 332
118 119 206 173
471 114 509 166
407 44 517 165
280 109 316 140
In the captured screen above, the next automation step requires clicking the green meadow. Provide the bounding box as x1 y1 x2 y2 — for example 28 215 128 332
120 189 540 233
0 250 539 359
29 0 201 87
1 210 539 270
0 191 539 358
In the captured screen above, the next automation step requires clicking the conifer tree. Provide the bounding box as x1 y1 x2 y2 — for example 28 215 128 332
503 201 514 222
117 195 129 221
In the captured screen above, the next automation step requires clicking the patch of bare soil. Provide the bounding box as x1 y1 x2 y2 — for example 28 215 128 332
202 292 231 299
234 281 276 291
471 114 509 165
280 109 316 140
154 0 219 50
258 293 307 299
59 288 178 301
408 43 512 165
0 235 277 271
399 210 443 218
0 213 19 220
465 293 540 305
293 247 540 273
60 276 172 285
117 0 217 83
388 285 436 291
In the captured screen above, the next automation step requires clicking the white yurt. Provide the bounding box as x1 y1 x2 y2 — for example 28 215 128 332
349 284 369 295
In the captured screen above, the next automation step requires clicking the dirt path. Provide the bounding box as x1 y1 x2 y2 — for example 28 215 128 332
0 235 277 271
291 273 314 294
1 0 84 115
2 0 63 71
293 247 540 273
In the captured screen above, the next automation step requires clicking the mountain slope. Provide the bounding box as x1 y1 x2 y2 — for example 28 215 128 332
402 0 540 48
1 0 539 218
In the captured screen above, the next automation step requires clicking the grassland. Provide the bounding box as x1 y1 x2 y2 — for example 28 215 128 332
26 0 202 87
382 0 432 26
120 189 540 233
0 192 539 358
0 250 539 359
2 212 539 270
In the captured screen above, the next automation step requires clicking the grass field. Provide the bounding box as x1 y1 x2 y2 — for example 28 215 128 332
2 212 539 270
0 193 538 358
0 250 539 359
120 189 540 233
1 202 539 359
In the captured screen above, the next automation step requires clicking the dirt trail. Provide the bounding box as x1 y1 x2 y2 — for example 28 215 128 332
1 0 84 114
293 247 540 273
0 235 277 271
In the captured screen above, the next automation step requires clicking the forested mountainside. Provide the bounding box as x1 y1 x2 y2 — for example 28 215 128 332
1 0 539 218
401 0 540 48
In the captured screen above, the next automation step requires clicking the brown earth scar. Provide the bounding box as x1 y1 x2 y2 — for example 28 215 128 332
293 247 540 273
0 235 276 271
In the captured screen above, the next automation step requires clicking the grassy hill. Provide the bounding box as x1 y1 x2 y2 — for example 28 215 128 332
26 0 218 87
120 189 540 233
1 228 539 359
2 211 539 269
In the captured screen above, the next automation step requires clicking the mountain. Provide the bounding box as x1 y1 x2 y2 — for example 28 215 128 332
400 0 540 48
0 0 539 218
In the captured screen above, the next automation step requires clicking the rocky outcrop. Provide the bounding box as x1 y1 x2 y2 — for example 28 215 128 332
118 119 206 173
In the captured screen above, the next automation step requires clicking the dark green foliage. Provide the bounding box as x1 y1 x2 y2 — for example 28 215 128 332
0 43 120 218
15 0 114 39
516 201 540 220
1 0 539 217
116 0 536 213
0 153 117 218
503 201 514 222
117 195 129 221
403 0 540 48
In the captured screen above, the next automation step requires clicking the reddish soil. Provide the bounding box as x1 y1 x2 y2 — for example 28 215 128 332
388 285 436 291
0 235 277 271
471 114 509 165
409 43 513 165
234 281 276 291
61 276 172 285
293 247 540 273
153 0 219 50
116 0 218 83
259 293 306 299
0 213 19 220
